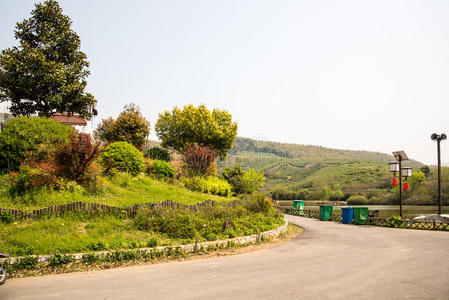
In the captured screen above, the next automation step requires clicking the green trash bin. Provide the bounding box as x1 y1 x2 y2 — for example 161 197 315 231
319 205 333 221
353 207 369 225
293 200 305 211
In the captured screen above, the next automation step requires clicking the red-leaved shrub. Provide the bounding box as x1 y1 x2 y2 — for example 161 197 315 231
53 132 103 182
182 144 217 177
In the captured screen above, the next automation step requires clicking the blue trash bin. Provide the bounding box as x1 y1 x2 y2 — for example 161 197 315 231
341 207 353 224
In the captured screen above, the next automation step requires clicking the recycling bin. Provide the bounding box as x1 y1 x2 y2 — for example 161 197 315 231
319 205 333 221
293 200 304 211
340 207 354 224
353 207 369 225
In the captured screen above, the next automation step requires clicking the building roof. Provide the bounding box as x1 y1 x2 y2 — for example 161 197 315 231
50 113 87 126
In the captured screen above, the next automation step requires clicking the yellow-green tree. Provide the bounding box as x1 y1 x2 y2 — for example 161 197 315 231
95 104 150 150
155 104 238 159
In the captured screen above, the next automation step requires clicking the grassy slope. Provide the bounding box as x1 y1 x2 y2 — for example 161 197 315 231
221 137 423 192
0 174 231 210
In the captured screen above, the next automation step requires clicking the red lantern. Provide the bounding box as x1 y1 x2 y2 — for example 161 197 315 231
392 178 398 187
403 183 409 191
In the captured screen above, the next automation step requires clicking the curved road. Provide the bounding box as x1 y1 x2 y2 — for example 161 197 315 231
1 215 449 299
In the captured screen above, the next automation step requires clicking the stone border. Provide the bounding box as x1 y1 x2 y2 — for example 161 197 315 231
2 218 288 264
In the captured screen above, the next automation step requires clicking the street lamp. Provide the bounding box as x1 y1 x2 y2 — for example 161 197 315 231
431 133 447 215
390 151 412 218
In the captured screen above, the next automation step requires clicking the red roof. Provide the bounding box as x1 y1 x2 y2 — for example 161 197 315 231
50 113 87 126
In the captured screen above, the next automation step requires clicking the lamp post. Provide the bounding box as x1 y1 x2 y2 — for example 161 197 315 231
390 151 412 218
431 133 447 215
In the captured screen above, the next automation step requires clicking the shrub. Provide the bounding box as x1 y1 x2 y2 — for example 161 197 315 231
99 142 144 176
386 215 403 228
144 147 171 161
222 165 265 195
182 144 217 177
53 132 103 183
147 237 158 248
243 193 273 213
347 195 369 205
182 176 231 197
0 116 72 171
0 210 13 224
151 160 175 179
7 164 60 196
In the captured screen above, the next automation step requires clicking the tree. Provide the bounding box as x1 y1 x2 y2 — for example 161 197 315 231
0 0 96 118
95 104 150 150
155 104 238 159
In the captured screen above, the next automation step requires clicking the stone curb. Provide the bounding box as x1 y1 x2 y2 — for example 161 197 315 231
2 218 288 264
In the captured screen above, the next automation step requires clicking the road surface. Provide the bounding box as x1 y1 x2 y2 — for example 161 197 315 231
1 215 449 299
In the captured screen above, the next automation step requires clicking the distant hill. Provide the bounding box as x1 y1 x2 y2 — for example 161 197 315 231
221 137 423 195
148 137 423 198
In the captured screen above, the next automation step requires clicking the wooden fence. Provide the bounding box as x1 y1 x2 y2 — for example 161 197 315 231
281 207 449 231
0 199 242 220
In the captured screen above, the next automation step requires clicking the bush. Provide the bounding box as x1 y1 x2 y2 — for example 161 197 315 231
53 132 102 183
7 164 60 196
222 165 265 195
0 210 13 224
151 160 175 179
147 237 158 248
0 116 72 171
99 142 144 176
347 195 369 205
144 147 171 161
182 144 217 177
182 176 231 197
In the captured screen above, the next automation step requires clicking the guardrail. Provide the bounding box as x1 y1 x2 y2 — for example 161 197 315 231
280 207 449 231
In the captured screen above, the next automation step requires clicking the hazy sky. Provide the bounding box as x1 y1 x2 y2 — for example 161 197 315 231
1 0 448 165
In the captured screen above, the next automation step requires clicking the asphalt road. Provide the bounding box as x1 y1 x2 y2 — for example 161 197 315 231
1 215 449 300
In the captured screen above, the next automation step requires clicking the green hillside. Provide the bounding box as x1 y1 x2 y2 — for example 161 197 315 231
220 137 423 199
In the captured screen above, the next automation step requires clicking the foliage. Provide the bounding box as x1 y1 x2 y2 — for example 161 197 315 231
147 237 158 248
53 132 102 183
134 202 283 241
271 185 311 200
144 146 170 161
48 253 74 267
7 164 60 196
221 165 265 195
95 104 150 150
182 143 217 177
0 116 72 171
346 195 369 205
155 104 238 159
0 210 13 224
151 160 175 179
0 0 96 118
386 215 403 228
182 176 232 197
99 142 144 176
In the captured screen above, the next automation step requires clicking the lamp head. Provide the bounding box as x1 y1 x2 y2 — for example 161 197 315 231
441 133 447 140
431 133 438 141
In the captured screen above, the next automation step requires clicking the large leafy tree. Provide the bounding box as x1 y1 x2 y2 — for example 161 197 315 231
95 103 150 150
0 0 96 118
155 104 238 159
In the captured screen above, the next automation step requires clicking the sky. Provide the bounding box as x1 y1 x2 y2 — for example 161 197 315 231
1 0 448 165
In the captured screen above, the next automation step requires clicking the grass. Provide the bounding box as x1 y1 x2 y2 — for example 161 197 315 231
0 173 232 210
0 203 284 256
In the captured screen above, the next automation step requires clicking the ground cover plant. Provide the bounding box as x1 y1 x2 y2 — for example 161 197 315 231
0 173 232 210
0 195 283 256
